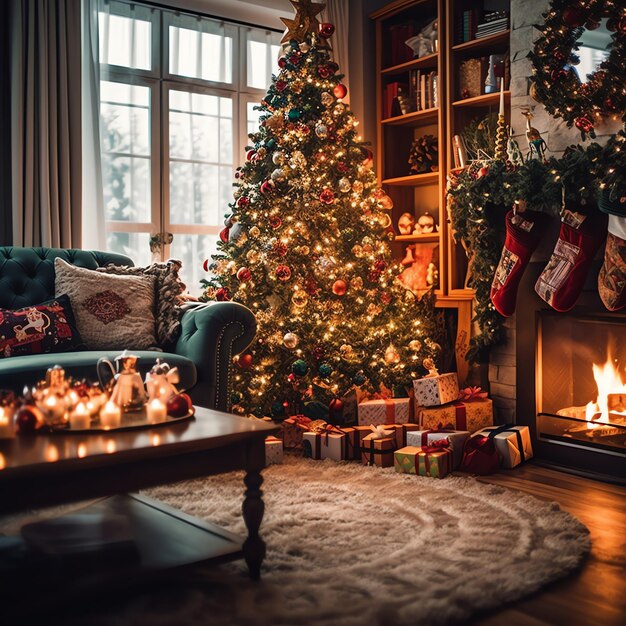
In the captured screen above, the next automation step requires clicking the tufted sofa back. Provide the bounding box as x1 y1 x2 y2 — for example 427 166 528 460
0 247 133 310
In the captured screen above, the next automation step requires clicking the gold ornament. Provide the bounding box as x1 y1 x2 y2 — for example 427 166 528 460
280 0 325 44
283 332 299 349
351 276 363 290
292 290 308 308
249 226 261 238
408 339 422 352
246 249 261 263
384 344 401 364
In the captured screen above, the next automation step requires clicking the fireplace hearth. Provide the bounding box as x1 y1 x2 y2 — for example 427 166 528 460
516 262 626 483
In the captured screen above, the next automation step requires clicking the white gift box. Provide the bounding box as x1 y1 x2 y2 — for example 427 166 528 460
357 397 412 426
302 431 348 461
265 436 283 465
413 373 460 407
406 429 470 469
475 425 533 469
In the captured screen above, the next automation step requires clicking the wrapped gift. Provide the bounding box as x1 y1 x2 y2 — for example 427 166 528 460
361 425 396 467
406 427 469 469
416 396 493 433
265 436 283 465
460 435 500 475
283 415 326 449
475 424 533 469
386 423 421 448
357 397 412 426
303 426 350 461
413 372 459 407
394 441 453 478
340 426 360 460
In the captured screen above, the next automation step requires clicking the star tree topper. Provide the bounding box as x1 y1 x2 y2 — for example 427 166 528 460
280 0 327 46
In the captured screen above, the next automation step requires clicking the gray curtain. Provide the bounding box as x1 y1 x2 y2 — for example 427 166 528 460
10 0 82 248
0 0 12 245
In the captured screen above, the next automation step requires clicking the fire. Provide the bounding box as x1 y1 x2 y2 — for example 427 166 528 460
585 353 626 427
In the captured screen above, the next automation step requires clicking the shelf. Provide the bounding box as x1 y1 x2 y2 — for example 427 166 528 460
382 172 439 187
452 91 510 108
381 53 438 76
394 233 439 243
452 31 510 54
381 107 438 126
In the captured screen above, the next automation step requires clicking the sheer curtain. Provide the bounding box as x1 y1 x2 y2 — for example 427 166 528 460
81 0 107 251
10 0 82 247
321 0 349 100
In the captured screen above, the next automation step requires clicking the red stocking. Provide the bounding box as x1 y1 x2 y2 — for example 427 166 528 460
598 215 626 311
535 210 608 312
490 209 550 317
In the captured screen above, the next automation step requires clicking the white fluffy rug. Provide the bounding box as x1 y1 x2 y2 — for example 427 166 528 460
17 456 592 625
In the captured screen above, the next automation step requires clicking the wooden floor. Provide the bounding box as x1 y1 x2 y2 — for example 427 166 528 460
470 463 626 626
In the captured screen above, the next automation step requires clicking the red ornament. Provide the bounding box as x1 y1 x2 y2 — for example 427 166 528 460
237 267 252 282
288 52 301 65
478 166 489 178
336 162 348 173
215 287 230 301
202 259 210 272
332 279 347 296
374 258 386 271
319 22 335 38
219 227 230 243
320 189 335 204
246 149 256 162
575 116 594 134
275 264 292 281
15 406 42 434
332 83 348 99
237 353 253 370
166 393 193 418
269 215 282 229
304 277 319 295
380 292 392 305
275 79 287 92
562 7 587 28
317 65 331 78
327 62 339 74
367 269 382 283
278 57 287 69
260 180 274 194
237 196 249 208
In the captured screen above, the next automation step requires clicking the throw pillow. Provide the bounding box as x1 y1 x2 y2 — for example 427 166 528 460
0 294 85 359
54 258 158 351
96 259 186 348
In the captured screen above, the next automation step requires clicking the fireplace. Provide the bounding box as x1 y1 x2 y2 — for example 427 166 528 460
516 262 626 482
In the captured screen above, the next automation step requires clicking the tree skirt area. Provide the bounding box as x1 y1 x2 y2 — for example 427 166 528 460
6 456 590 625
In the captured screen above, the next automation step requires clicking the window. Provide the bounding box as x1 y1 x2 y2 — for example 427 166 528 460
97 1 281 290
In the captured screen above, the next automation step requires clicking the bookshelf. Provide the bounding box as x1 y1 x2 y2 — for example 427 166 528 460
371 0 511 381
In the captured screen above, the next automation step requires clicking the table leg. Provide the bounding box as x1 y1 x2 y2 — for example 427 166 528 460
242 439 266 580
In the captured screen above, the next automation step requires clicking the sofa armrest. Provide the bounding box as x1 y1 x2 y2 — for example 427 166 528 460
175 301 256 412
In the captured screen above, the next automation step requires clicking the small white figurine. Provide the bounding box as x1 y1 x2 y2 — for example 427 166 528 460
145 359 180 402
423 357 439 378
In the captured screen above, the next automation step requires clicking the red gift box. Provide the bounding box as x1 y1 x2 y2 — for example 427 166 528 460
460 435 500 475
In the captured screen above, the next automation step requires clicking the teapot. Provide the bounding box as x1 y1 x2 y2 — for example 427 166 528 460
97 351 147 412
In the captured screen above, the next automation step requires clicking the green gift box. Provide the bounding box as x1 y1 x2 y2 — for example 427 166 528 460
394 446 421 474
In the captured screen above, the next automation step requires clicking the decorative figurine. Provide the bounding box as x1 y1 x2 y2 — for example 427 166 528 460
507 128 524 166
145 359 180 402
398 212 415 235
405 18 438 58
423 357 439 377
97 351 147 412
414 212 437 234
521 109 547 161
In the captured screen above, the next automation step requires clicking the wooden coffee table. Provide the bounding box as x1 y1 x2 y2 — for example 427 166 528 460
0 408 279 590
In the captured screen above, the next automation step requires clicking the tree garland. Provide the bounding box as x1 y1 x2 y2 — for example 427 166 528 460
447 142 609 362
528 0 626 139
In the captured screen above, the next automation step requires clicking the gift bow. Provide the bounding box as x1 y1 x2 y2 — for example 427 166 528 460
465 434 496 453
422 437 451 454
308 419 331 434
289 414 312 427
369 424 393 439
459 386 488 402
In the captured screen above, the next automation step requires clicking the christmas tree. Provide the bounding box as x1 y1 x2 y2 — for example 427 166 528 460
201 0 439 418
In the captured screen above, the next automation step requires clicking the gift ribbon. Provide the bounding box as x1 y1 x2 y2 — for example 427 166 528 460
459 386 488 402
484 424 526 463
420 439 452 477
420 424 455 446
451 402 468 431
362 436 396 466
369 424 394 439
287 414 312 427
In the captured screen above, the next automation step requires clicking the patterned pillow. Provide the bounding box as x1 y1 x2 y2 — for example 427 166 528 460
54 258 158 351
96 259 186 348
0 294 85 359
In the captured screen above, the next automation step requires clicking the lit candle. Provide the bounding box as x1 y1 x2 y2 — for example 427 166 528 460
0 406 14 439
146 398 167 424
44 394 66 422
499 78 505 117
100 401 121 429
69 402 91 430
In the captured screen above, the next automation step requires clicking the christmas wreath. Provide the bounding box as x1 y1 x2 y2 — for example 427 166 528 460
528 0 626 139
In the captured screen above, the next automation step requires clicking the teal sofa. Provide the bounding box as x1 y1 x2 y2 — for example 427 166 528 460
0 247 256 411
